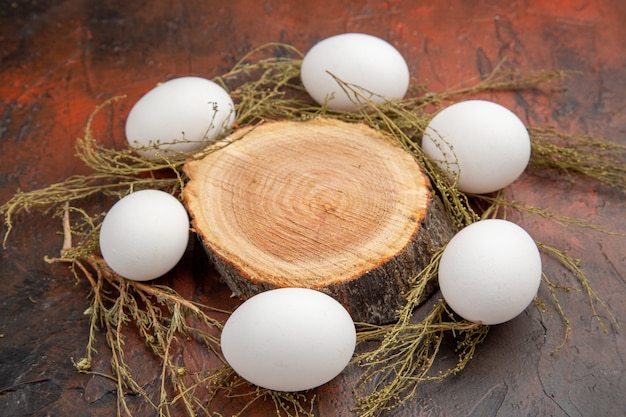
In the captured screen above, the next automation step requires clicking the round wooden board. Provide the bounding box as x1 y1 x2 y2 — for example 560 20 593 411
184 118 456 323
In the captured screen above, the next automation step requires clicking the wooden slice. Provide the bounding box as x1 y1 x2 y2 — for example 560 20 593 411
183 118 456 324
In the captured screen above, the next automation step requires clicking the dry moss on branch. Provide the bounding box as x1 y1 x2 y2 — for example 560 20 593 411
1 43 623 416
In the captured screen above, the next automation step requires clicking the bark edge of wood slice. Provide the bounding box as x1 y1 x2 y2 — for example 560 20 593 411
183 118 456 324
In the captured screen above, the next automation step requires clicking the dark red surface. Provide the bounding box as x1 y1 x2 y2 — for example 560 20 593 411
1 1 625 416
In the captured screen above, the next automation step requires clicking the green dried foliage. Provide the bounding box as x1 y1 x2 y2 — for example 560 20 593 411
353 250 489 416
1 43 623 417
529 127 626 187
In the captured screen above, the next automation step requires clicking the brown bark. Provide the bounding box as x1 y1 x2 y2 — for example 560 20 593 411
183 118 456 324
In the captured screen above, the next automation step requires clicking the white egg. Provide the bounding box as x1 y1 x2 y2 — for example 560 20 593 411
125 76 235 159
220 288 356 392
421 100 531 194
99 190 190 281
438 219 542 325
301 33 410 112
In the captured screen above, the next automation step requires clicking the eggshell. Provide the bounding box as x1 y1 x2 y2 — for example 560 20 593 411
421 100 531 194
125 76 235 159
438 219 542 325
300 33 410 112
220 288 356 392
99 190 190 281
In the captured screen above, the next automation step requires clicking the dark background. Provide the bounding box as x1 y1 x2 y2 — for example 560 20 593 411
1 1 624 416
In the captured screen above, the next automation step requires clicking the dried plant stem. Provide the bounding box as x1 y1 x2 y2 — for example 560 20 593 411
353 250 489 417
539 272 573 352
529 127 626 188
54 251 228 416
1 174 180 248
421 60 573 106
355 301 488 417
47 204 314 416
537 242 618 334
475 194 624 235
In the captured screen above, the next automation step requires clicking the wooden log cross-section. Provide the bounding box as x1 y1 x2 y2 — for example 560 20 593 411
183 118 456 324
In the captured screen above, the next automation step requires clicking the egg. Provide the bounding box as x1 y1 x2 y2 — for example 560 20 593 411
99 190 190 281
421 100 531 194
438 219 542 325
300 33 410 112
125 76 235 159
220 288 356 392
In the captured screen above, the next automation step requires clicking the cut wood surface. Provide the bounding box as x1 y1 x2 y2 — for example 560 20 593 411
184 118 456 323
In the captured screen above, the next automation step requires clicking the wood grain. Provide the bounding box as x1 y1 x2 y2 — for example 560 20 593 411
184 118 455 323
